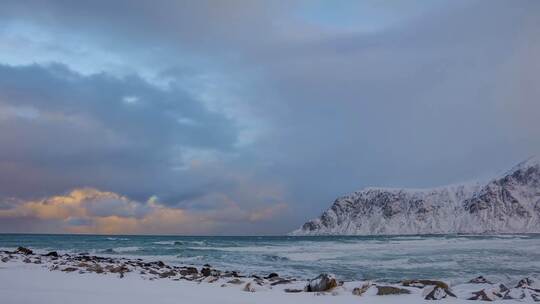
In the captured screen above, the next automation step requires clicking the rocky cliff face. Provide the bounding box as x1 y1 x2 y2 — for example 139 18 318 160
292 157 540 235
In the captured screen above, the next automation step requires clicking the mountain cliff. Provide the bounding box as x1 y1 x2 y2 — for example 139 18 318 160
292 157 540 235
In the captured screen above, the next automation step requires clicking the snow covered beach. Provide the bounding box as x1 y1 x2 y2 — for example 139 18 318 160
1 247 540 303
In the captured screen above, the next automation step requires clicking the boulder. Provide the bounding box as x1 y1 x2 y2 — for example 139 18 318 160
265 273 279 279
305 274 338 292
516 277 540 292
179 267 198 276
469 276 492 284
155 261 166 268
227 278 245 285
16 247 33 255
270 279 293 286
222 271 240 278
352 283 372 296
504 288 526 300
376 286 411 296
402 279 449 289
87 264 104 274
424 286 456 300
468 284 509 301
284 288 303 293
62 267 78 272
203 276 219 283
1 257 9 262
44 251 59 258
201 267 212 277
469 289 497 301
243 282 256 292
109 265 130 278
159 270 177 278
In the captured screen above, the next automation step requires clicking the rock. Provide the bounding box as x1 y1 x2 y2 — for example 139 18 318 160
469 276 492 284
352 283 372 296
201 267 212 277
227 278 245 285
265 273 279 279
1 257 9 262
159 270 177 278
504 288 526 300
284 288 303 293
44 251 59 258
16 247 33 255
243 282 256 292
62 267 78 272
109 265 130 278
516 277 540 292
469 284 510 301
424 286 456 300
203 276 219 283
23 258 31 263
155 261 165 268
179 267 198 276
376 286 411 296
498 284 509 294
402 279 456 300
87 264 104 274
402 279 449 289
305 274 338 292
270 279 293 286
469 290 497 301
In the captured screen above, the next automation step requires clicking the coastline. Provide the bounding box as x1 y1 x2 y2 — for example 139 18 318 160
1 247 539 303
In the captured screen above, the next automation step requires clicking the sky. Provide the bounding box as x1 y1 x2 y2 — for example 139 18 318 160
0 0 539 235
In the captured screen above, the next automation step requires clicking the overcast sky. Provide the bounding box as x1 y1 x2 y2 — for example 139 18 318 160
0 0 539 234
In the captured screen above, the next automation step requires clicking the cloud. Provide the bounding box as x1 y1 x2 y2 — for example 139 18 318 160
0 63 239 201
0 188 288 234
0 0 539 234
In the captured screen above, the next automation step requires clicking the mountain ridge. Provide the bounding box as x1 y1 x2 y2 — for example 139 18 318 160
291 157 540 235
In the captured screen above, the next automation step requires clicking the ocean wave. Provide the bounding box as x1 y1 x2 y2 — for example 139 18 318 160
263 254 289 262
105 237 129 241
99 246 141 254
152 241 184 246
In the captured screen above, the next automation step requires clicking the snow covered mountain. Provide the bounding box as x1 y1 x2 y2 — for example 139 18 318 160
292 157 540 235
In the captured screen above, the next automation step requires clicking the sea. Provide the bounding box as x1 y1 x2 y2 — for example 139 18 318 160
1 234 539 284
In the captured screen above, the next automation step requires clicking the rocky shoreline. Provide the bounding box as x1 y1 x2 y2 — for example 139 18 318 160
1 246 539 302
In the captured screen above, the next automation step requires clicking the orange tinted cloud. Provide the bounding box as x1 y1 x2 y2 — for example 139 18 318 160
0 187 288 234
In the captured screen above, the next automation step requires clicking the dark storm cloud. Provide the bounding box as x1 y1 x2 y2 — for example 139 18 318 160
0 0 539 233
0 63 238 199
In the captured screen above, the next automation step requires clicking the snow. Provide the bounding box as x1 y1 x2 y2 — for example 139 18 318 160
0 261 528 304
292 157 540 235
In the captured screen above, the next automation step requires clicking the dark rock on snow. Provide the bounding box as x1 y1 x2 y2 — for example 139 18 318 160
376 286 411 296
16 247 33 255
352 283 372 296
44 251 59 258
469 276 493 284
305 274 338 292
